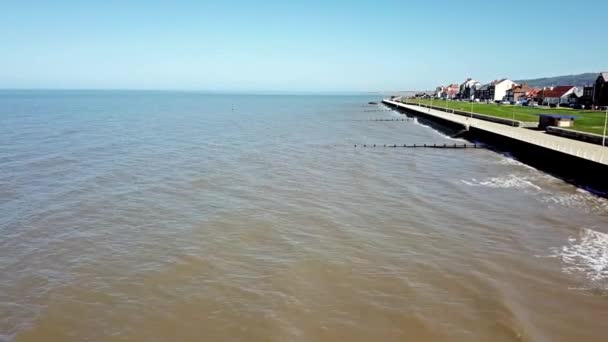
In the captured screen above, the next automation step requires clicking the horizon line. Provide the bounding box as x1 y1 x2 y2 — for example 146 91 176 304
0 88 412 96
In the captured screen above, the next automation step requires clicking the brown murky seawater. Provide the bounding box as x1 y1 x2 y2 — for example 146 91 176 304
1 91 608 341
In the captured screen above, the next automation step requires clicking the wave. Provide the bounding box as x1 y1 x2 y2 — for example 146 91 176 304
540 188 608 214
494 154 537 171
549 228 608 285
462 173 608 214
461 174 542 191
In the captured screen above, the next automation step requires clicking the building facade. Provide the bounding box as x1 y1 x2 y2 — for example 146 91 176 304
489 79 517 102
577 85 595 108
475 84 491 100
443 84 459 99
435 86 445 98
542 86 577 105
505 84 532 102
459 78 481 100
593 72 608 107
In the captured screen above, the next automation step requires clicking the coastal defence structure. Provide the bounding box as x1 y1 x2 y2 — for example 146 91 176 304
382 99 608 191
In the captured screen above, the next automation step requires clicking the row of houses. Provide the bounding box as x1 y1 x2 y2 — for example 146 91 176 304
435 78 518 102
433 72 608 108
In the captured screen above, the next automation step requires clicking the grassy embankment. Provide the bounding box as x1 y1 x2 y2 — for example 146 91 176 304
402 98 607 135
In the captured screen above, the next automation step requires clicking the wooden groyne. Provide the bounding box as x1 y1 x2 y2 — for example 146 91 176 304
354 143 485 149
369 118 410 121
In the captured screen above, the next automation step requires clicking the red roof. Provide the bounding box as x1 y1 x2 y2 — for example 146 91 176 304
526 88 541 97
543 86 575 98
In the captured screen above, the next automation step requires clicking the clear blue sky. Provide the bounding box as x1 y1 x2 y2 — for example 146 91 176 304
1 0 607 92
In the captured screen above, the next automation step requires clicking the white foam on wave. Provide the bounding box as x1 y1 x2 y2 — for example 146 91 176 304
495 156 537 171
487 156 608 213
461 174 542 191
495 157 523 166
540 188 608 214
549 228 608 283
408 117 464 141
460 153 608 218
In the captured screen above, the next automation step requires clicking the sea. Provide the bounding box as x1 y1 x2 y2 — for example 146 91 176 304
1 90 607 341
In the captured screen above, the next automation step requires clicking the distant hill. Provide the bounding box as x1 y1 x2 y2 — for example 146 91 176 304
516 73 598 88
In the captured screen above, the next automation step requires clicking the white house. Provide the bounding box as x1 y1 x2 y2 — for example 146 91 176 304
489 79 517 101
543 86 577 105
435 86 445 98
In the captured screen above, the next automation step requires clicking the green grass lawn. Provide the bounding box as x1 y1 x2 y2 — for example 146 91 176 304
402 98 608 135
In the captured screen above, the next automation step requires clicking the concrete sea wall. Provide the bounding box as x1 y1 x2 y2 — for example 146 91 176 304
382 99 608 193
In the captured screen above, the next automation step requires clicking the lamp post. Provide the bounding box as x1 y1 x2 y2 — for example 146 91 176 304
470 95 474 118
592 82 596 109
512 105 516 127
542 87 545 108
446 87 451 113
603 107 607 147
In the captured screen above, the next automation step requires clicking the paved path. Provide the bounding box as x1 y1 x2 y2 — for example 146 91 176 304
383 100 608 166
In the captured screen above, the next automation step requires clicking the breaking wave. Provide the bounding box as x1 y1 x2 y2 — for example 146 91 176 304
494 155 537 170
549 228 608 284
540 188 608 214
461 174 542 191
465 155 608 214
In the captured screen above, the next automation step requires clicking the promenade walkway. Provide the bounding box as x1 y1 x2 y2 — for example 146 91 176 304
383 100 608 166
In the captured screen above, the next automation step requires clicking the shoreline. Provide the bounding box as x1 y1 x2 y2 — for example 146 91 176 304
383 99 608 194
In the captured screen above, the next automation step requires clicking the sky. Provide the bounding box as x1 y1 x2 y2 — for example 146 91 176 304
1 0 607 92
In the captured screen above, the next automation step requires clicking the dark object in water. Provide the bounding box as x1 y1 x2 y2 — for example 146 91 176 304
368 101 378 105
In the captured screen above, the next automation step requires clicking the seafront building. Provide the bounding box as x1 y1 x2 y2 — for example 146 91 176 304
431 72 608 108
488 79 517 102
435 84 459 99
593 72 608 107
475 83 491 100
541 86 577 106
505 84 532 102
459 78 481 101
